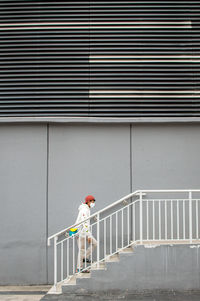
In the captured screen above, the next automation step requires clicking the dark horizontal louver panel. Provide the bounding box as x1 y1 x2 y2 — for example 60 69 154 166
89 1 200 117
0 1 200 117
0 0 90 116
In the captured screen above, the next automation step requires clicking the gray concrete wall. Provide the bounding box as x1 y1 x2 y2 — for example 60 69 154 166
0 122 200 287
132 124 200 190
48 124 130 236
47 124 131 282
0 124 47 285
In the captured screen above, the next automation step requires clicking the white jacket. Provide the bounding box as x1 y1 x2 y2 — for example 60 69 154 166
75 203 92 237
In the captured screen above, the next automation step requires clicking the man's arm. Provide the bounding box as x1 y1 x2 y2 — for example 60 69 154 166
81 210 92 237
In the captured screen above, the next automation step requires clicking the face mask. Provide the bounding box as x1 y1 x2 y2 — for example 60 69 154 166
90 202 95 208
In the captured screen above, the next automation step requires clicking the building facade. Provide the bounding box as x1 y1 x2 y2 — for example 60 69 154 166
0 1 200 287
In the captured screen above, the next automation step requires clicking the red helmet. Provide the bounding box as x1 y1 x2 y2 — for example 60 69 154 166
85 195 96 204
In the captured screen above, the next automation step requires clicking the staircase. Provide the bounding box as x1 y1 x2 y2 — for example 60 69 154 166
47 190 200 295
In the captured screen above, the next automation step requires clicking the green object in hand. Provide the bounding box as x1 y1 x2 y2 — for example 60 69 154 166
69 228 78 236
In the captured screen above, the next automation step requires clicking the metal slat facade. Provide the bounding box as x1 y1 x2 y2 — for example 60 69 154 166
0 1 200 117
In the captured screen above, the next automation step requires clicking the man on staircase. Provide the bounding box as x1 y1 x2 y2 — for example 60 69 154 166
75 195 97 273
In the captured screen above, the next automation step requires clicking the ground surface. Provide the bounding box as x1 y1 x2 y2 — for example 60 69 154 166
41 290 200 301
0 288 200 301
0 286 50 301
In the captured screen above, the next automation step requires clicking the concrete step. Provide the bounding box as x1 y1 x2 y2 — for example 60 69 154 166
118 246 134 253
76 272 91 279
61 244 138 293
105 253 120 262
62 255 119 293
61 247 134 293
58 244 138 294
49 244 136 295
61 275 77 294
47 284 62 295
85 269 107 281
90 261 106 270
63 275 77 285
62 270 107 294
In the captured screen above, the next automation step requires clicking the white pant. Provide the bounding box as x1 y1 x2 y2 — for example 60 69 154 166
76 235 97 269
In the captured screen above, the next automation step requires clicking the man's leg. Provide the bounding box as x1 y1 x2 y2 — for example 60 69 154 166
85 235 97 261
76 235 85 270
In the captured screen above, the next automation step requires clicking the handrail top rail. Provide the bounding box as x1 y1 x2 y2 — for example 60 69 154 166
47 189 200 245
135 189 200 193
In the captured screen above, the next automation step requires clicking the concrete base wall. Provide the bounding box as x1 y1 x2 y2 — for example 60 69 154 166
62 245 200 292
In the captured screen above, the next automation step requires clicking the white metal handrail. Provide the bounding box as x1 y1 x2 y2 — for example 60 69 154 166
48 189 200 291
48 189 200 245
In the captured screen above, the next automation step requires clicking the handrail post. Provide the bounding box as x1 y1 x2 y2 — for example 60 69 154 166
189 191 192 243
54 236 58 288
140 191 143 244
97 213 100 268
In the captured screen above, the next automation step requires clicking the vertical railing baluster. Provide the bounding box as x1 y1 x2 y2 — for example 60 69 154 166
116 212 118 251
91 224 93 266
140 192 143 244
183 200 185 240
147 200 149 241
84 233 86 270
97 213 100 267
104 219 106 257
159 200 161 241
67 238 69 278
165 200 167 240
153 200 155 240
177 200 179 240
73 235 75 274
61 241 63 281
171 200 173 240
110 215 112 254
128 205 130 245
54 236 58 288
189 191 192 243
122 208 124 248
196 200 199 239
133 203 135 241
79 235 81 271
